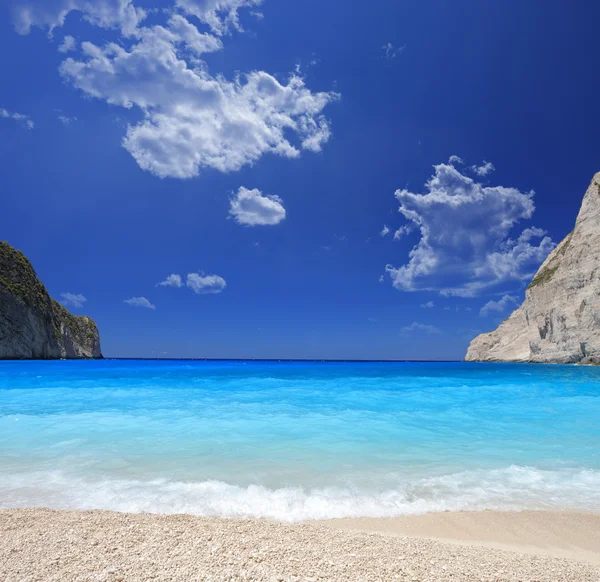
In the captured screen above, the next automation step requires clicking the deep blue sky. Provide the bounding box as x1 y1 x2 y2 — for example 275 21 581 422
1 0 599 359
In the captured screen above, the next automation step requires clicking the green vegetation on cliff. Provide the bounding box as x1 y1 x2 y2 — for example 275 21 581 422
0 241 102 359
0 242 51 315
527 231 573 290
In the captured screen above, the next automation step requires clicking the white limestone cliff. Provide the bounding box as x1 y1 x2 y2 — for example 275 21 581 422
466 172 600 364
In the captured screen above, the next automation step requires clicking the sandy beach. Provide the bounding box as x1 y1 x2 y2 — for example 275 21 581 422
1 509 599 581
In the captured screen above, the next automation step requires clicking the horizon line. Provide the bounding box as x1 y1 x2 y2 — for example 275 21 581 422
103 358 464 363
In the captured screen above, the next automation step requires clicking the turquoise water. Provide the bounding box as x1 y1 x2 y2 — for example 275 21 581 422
0 360 599 521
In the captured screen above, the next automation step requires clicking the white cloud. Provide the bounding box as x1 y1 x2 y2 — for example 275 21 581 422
400 322 441 336
157 272 226 294
11 0 145 36
382 42 405 59
471 161 495 176
385 162 555 297
448 155 464 165
167 14 223 55
28 3 337 179
157 273 183 288
479 294 518 317
175 0 262 35
229 186 286 226
58 34 76 52
393 224 413 240
380 225 390 237
420 301 434 308
58 114 77 124
13 1 337 179
186 272 226 294
1 108 34 129
124 296 156 309
60 37 337 179
60 292 87 308
378 274 385 283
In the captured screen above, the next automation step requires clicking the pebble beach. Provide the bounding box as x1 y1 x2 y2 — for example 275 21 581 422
1 508 599 581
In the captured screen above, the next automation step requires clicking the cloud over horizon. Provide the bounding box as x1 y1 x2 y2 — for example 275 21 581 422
385 161 555 297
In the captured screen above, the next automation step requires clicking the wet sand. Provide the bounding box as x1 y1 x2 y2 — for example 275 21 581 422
322 510 600 565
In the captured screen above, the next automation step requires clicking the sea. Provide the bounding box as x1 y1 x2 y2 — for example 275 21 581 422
0 359 598 522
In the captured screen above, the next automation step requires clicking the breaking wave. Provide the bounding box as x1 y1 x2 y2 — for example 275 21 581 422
1 465 599 522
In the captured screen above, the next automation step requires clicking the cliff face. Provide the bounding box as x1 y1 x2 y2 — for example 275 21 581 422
0 241 102 359
466 172 600 364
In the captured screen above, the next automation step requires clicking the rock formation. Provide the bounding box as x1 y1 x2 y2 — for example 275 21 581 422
0 241 102 359
466 172 600 364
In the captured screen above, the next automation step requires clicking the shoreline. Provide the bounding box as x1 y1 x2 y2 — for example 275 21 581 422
2 508 599 581
321 509 600 565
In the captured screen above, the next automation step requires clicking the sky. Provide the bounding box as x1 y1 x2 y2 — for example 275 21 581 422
1 0 599 360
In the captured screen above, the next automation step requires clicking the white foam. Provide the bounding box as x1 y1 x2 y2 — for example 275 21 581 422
1 465 599 521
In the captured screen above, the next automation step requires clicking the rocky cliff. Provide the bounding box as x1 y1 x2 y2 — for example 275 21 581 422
466 172 600 364
0 241 102 359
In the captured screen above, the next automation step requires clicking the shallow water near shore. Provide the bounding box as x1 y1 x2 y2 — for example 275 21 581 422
0 359 599 521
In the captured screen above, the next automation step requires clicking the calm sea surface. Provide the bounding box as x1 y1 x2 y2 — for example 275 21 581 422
0 360 598 521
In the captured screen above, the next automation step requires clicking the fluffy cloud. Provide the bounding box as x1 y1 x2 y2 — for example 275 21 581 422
59 29 337 178
1 108 34 129
156 272 226 293
158 274 183 288
420 301 434 308
11 0 145 36
167 14 223 55
385 162 555 297
479 294 518 317
471 161 495 177
60 292 87 308
8 0 339 179
124 296 156 309
229 187 286 226
58 35 76 52
400 322 441 336
380 225 390 237
186 273 226 294
175 0 262 35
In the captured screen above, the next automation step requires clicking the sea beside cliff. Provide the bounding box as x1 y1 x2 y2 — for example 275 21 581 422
1 359 599 580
